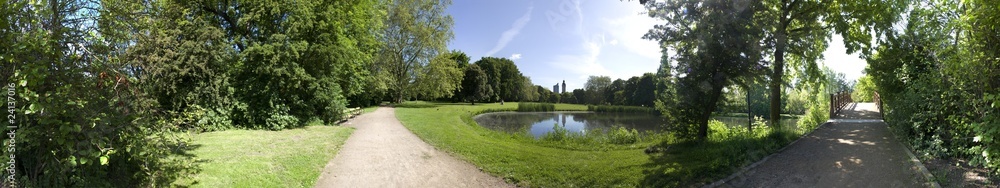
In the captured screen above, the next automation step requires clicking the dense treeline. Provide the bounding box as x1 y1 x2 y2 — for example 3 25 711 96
864 0 1000 174
0 0 460 186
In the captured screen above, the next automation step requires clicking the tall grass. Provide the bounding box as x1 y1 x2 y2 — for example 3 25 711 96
517 102 556 112
588 105 658 114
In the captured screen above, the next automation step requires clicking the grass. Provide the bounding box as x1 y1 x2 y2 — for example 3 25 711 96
362 106 379 114
173 126 353 187
395 101 811 187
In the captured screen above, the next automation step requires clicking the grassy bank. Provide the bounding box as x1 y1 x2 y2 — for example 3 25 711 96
395 102 809 187
174 126 353 187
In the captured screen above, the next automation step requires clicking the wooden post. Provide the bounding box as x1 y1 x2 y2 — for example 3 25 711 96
829 93 835 118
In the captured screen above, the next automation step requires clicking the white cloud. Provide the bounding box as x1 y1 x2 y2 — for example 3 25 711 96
604 12 661 60
511 53 522 60
485 6 534 57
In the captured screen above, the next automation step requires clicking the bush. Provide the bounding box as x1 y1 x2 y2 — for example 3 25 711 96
607 126 640 144
517 102 555 112
588 105 658 114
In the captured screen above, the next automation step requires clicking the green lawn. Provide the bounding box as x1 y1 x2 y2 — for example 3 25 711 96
395 101 804 187
174 126 353 187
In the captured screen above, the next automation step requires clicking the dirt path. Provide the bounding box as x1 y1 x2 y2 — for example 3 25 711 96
718 103 934 188
313 107 511 188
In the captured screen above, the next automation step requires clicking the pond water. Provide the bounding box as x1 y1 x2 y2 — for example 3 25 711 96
473 112 665 138
473 112 800 138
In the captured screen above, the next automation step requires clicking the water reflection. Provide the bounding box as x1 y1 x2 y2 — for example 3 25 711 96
473 112 666 138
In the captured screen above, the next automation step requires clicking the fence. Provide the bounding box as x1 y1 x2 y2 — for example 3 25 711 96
829 91 853 118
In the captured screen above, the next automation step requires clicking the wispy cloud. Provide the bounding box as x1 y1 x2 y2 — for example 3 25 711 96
485 6 534 57
510 53 522 60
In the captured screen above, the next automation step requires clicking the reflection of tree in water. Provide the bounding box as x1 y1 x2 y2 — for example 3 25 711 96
476 112 668 136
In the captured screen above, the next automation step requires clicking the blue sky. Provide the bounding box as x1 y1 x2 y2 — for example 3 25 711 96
446 0 867 91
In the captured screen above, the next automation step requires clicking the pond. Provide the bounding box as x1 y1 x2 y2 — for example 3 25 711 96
473 112 800 138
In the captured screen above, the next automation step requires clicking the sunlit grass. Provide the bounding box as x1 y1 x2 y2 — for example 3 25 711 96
395 101 811 187
174 126 353 187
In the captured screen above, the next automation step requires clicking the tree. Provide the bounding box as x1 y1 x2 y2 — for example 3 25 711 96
460 64 491 105
473 57 526 102
606 78 626 105
755 0 907 126
411 51 465 100
632 73 657 107
644 0 766 139
572 89 587 105
377 0 454 103
584 76 612 104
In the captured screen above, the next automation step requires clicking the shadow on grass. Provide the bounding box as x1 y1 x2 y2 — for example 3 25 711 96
170 142 206 188
639 129 798 187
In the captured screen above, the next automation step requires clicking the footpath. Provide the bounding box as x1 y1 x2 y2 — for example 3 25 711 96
717 103 936 188
313 107 511 188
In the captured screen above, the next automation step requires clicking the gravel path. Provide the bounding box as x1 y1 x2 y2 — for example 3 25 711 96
313 107 511 188
719 103 932 188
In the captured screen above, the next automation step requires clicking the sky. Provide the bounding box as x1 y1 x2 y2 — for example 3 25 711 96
446 0 867 91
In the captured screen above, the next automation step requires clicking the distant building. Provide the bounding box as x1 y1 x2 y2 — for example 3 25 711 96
553 84 560 94
561 80 566 94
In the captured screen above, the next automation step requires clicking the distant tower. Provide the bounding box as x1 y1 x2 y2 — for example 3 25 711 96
553 84 559 94
561 80 566 94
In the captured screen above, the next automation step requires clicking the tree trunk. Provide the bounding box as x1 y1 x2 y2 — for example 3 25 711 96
770 26 788 128
698 73 727 139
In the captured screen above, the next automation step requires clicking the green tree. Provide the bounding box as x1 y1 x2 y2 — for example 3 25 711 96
644 0 766 139
606 78 626 105
632 73 657 107
584 76 612 104
474 57 525 102
851 74 875 102
459 64 491 105
377 0 454 103
411 51 465 100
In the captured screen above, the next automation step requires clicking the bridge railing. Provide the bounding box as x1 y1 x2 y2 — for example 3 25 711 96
829 90 853 118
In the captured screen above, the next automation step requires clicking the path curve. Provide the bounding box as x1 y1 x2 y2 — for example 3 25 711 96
718 103 933 188
314 107 511 188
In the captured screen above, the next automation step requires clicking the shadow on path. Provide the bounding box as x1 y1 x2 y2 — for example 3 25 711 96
716 103 931 188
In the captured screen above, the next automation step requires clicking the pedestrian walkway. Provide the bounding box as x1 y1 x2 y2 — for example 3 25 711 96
716 103 935 188
313 107 511 188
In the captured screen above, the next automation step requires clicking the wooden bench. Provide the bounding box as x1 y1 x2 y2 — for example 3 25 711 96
342 107 364 120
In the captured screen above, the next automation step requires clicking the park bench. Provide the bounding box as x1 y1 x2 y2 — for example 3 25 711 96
342 107 363 120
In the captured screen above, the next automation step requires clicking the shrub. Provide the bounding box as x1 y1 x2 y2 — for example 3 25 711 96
607 126 640 144
517 102 555 112
588 105 658 114
540 124 571 142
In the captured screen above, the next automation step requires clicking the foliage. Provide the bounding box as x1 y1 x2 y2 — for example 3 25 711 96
588 105 658 114
864 0 1000 175
473 57 528 102
645 0 767 139
852 74 876 102
411 51 465 100
0 0 392 186
459 64 492 105
517 102 555 112
584 76 612 105
377 0 454 103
